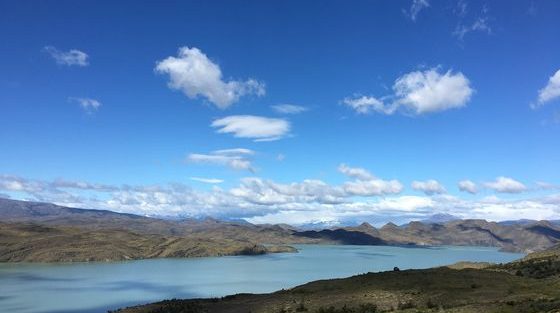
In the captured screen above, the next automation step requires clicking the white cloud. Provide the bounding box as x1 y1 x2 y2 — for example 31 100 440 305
343 179 403 197
458 180 478 194
43 46 89 66
411 179 446 195
186 148 255 172
343 68 473 116
1 174 560 225
405 0 430 21
376 195 434 212
393 68 473 114
271 104 308 114
468 197 558 222
69 97 101 112
534 69 560 107
212 148 255 156
342 96 389 114
483 177 527 193
230 177 346 205
338 164 374 180
337 164 402 196
189 177 224 184
211 115 290 142
155 47 265 109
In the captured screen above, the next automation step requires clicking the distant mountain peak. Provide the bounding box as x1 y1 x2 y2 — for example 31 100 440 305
358 222 374 229
381 222 399 229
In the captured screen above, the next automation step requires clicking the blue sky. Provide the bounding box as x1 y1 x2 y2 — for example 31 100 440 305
1 0 560 226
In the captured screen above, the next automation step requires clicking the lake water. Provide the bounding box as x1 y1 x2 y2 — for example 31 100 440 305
0 244 524 313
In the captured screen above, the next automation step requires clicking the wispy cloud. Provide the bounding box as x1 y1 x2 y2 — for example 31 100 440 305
68 97 102 113
342 96 386 114
536 181 560 191
453 4 492 40
155 46 265 109
189 177 224 184
483 176 527 194
43 46 89 66
343 67 473 115
211 115 290 142
271 104 308 114
405 0 430 21
338 164 374 181
186 148 255 172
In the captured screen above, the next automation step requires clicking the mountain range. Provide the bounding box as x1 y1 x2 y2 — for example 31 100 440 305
1 197 560 262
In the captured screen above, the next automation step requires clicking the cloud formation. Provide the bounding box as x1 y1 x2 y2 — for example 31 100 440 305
271 104 308 114
338 164 374 181
534 69 560 107
537 182 560 191
453 5 492 40
483 176 527 193
211 115 290 142
337 164 402 196
189 177 224 184
344 68 473 115
186 148 255 172
458 180 478 194
68 97 101 112
155 47 265 109
411 179 446 195
43 46 89 66
405 0 430 21
1 174 559 226
342 96 386 114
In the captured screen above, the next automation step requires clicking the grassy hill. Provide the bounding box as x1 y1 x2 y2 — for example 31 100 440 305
114 246 560 313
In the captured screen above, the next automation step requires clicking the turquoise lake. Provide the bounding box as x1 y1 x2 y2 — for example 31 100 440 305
0 244 524 313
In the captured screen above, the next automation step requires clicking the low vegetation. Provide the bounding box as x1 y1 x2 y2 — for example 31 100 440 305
114 246 560 313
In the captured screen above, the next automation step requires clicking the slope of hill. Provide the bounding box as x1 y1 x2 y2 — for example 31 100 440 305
293 219 560 253
0 197 314 244
115 245 560 313
0 222 296 262
2 197 560 262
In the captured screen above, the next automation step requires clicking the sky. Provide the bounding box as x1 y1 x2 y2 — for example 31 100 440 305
1 0 560 226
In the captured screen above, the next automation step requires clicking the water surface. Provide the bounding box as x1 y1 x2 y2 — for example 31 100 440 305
0 244 524 313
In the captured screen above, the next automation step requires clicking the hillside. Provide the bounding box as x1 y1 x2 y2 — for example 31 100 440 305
301 219 560 253
0 197 316 242
114 246 560 313
0 222 296 262
2 197 560 263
